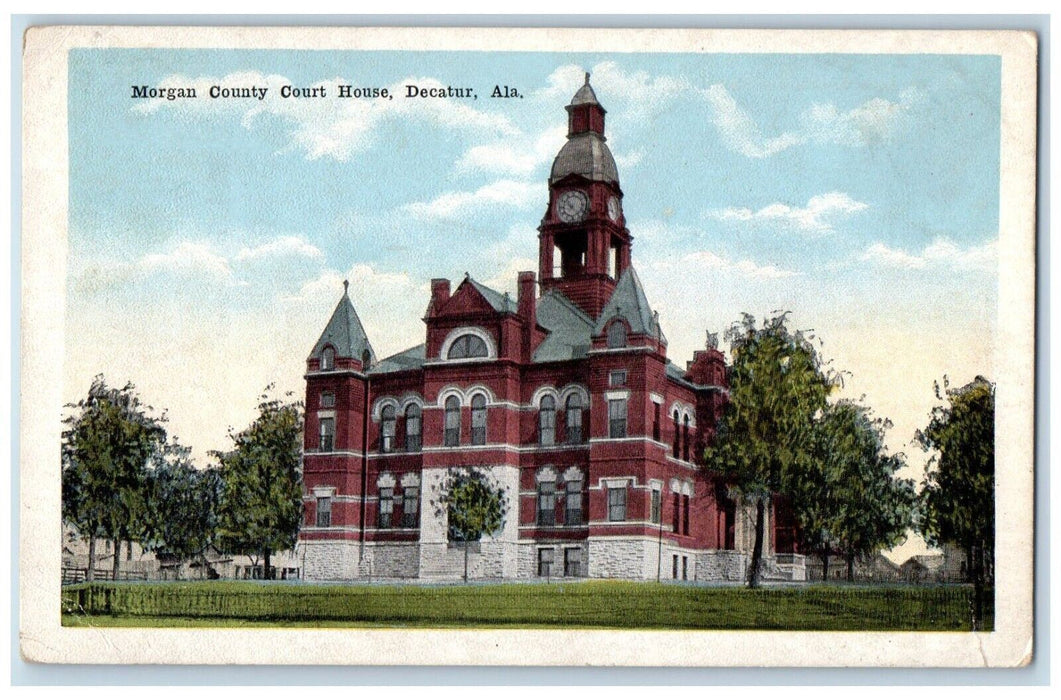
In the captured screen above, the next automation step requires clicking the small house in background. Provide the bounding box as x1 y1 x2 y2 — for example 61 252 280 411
804 552 902 583
899 554 944 583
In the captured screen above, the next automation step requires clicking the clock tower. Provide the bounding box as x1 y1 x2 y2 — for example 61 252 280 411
539 73 632 319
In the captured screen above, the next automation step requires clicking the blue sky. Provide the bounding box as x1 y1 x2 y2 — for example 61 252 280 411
65 49 1000 556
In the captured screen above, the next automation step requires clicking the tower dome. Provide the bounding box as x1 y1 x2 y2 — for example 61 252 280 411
549 73 619 185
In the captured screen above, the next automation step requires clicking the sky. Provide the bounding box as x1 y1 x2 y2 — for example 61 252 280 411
65 49 1000 561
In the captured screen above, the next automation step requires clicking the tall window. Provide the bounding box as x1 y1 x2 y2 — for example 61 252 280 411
565 395 582 444
565 478 583 525
320 346 335 370
470 394 487 445
401 486 419 527
564 548 582 578
537 548 554 577
608 399 627 439
444 396 461 446
319 417 335 452
316 496 331 527
539 395 556 446
682 494 691 536
405 404 422 452
447 334 489 360
683 416 691 462
652 402 661 442
607 321 627 349
672 492 681 533
650 487 662 524
537 479 556 526
378 487 393 528
380 405 396 453
608 486 627 521
672 410 681 458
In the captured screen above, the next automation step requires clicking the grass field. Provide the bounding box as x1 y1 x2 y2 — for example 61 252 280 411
61 580 992 631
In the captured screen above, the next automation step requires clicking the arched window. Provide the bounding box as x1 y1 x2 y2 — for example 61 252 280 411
380 405 396 453
672 410 681 458
470 394 487 445
683 415 691 462
539 395 556 446
447 334 489 360
444 396 461 447
565 395 582 444
404 404 422 452
320 346 335 370
607 321 627 349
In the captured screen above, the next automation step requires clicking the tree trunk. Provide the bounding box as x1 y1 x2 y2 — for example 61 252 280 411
846 552 855 582
112 538 121 581
972 542 985 632
747 499 765 588
463 542 470 583
264 550 272 581
820 550 829 582
86 536 96 582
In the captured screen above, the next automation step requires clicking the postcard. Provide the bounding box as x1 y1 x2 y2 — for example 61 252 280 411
20 25 1037 667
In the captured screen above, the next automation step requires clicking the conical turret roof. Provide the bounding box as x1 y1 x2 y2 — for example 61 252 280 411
308 282 376 365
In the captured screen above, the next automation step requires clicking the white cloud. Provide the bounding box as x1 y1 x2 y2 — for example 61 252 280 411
235 236 324 262
455 126 567 178
707 192 869 234
134 71 517 162
861 237 997 272
704 84 922 158
403 180 539 220
671 250 798 280
139 241 235 281
537 61 691 119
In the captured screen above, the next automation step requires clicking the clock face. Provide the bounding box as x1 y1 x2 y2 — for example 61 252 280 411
556 189 589 223
607 196 621 222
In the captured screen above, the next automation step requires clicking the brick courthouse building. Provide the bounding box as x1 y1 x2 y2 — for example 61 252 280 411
297 76 805 582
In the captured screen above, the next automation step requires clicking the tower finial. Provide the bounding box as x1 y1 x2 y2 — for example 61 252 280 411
584 71 591 85
343 279 349 294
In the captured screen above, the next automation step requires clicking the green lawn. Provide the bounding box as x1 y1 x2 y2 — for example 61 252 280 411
61 580 992 631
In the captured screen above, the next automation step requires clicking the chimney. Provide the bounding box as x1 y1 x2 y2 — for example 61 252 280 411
429 278 451 315
517 271 537 326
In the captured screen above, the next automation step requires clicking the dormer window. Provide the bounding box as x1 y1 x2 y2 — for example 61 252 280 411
320 346 336 371
606 322 627 349
447 334 489 360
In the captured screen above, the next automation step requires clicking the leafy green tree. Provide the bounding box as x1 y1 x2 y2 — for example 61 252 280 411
916 376 994 630
214 389 303 580
144 442 222 579
433 468 507 582
61 376 167 580
704 313 834 588
792 402 915 581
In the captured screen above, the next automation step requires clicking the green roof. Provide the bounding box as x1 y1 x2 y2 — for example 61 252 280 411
309 290 376 364
593 267 661 337
369 344 426 374
532 290 594 363
467 277 518 314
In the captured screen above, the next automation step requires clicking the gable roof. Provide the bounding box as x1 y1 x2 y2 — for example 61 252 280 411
368 344 427 375
309 289 376 364
593 266 661 338
466 277 518 314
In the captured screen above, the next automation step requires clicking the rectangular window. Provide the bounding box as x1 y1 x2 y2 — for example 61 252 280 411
609 370 627 386
537 548 554 577
683 495 690 536
652 402 661 441
564 548 582 578
564 480 583 525
401 487 419 528
319 392 335 408
672 493 681 533
650 488 661 525
682 556 688 581
537 481 556 526
316 497 331 528
540 408 556 446
608 486 627 522
608 399 627 439
672 554 679 579
378 488 393 529
319 417 335 452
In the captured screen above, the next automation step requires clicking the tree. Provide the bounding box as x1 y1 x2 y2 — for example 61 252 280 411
433 468 507 582
143 442 222 579
214 389 303 580
61 376 167 580
916 375 995 630
791 401 915 581
703 313 834 588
